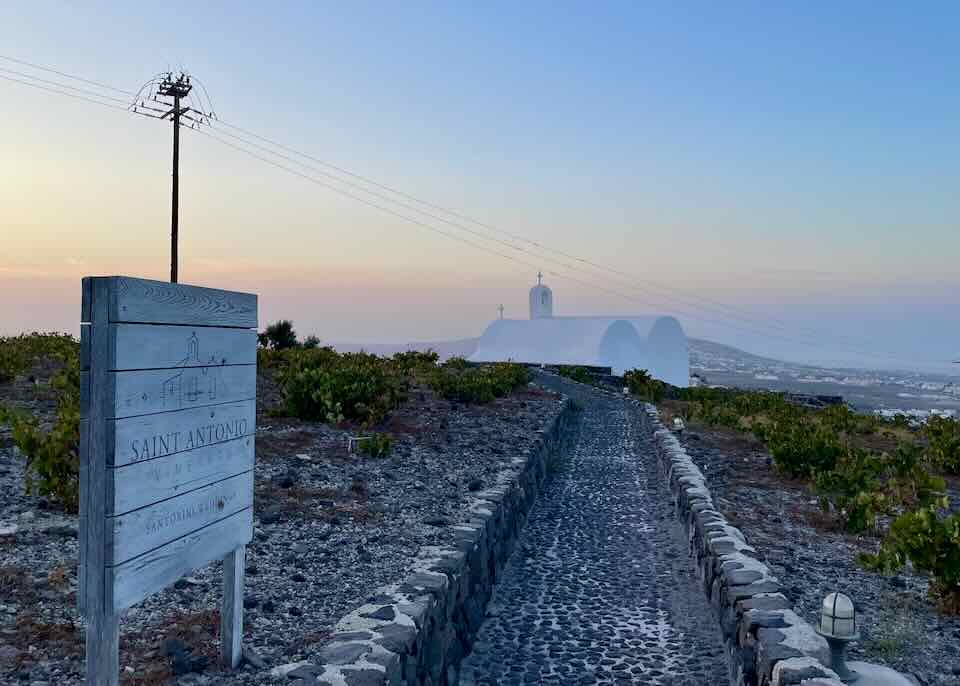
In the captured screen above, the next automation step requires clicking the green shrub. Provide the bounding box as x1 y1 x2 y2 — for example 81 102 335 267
0 332 78 383
860 500 960 613
259 320 298 350
925 415 960 473
815 448 890 532
815 443 944 534
557 365 592 384
280 348 406 426
0 340 81 512
302 335 321 349
623 369 665 402
390 350 439 376
759 414 841 478
358 433 393 458
429 360 529 404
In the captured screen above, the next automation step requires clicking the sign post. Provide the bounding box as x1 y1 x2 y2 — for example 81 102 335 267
80 276 257 685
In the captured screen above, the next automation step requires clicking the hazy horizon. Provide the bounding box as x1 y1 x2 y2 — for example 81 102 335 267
2 2 958 375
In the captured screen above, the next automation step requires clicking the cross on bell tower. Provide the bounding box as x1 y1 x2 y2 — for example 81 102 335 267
498 304 504 320
537 271 543 285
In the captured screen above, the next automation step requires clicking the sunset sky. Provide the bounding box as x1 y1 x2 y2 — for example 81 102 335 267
2 2 958 372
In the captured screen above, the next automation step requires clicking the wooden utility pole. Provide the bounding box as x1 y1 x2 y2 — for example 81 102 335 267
156 74 193 283
170 93 181 283
131 71 214 283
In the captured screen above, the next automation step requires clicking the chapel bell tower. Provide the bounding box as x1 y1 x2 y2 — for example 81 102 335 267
529 272 554 319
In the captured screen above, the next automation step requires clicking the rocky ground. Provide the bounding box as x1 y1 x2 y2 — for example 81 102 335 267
0 363 563 685
672 420 960 686
461 377 727 685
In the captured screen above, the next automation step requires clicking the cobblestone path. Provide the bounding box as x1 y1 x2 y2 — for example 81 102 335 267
460 383 728 685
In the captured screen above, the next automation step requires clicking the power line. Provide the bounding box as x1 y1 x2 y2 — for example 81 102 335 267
0 55 892 353
0 66 131 104
196 122 931 363
207 115 895 351
189 125 930 364
0 72 131 112
0 55 950 366
0 54 135 95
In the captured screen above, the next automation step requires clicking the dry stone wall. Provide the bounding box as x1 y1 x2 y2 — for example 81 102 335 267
636 400 847 686
286 397 578 686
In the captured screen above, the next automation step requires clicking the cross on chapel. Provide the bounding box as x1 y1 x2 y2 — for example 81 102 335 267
498 304 504 319
537 271 543 285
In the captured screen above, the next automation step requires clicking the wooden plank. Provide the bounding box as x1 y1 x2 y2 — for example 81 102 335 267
80 372 90 419
221 545 245 668
85 611 119 686
78 417 88 615
80 324 90 371
107 471 253 566
109 400 255 467
109 324 256 371
107 508 253 613
108 436 254 515
111 364 256 419
108 276 257 328
81 277 117 685
81 277 92 324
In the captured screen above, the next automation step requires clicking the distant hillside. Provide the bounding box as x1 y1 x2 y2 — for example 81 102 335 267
688 337 792 368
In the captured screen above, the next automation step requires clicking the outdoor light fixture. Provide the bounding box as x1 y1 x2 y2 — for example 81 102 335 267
816 592 859 683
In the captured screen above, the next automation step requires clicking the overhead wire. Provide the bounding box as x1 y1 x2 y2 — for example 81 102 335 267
0 54 891 352
0 55 949 366
187 125 925 363
199 120 927 363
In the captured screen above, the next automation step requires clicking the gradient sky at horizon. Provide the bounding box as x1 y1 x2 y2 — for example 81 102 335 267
2 1 958 373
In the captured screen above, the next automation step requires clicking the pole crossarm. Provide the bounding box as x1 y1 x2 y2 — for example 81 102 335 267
130 70 215 284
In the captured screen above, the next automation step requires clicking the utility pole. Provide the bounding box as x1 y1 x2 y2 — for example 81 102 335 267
131 71 214 283
157 74 192 283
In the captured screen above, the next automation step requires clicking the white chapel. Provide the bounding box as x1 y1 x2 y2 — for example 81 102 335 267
470 274 690 387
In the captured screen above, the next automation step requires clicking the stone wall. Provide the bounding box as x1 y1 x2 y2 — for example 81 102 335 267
636 401 847 686
286 397 578 686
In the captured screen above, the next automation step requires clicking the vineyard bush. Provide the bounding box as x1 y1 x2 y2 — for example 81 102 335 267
557 365 592 384
925 415 960 473
815 444 944 533
280 348 407 425
429 359 529 404
358 432 393 458
860 501 960 613
390 350 439 376
0 332 78 383
664 383 960 609
623 369 665 402
0 334 81 511
765 418 844 478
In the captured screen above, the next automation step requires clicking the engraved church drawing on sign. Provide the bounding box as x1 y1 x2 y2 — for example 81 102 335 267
160 332 228 408
125 331 233 411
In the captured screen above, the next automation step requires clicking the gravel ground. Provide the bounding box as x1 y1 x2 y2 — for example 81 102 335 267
460 377 727 685
0 365 562 685
676 422 960 686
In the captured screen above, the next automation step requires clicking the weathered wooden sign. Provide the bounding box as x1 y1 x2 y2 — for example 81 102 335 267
80 276 257 685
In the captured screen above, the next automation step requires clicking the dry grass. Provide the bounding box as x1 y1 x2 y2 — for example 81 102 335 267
47 563 71 591
10 613 82 669
119 609 223 686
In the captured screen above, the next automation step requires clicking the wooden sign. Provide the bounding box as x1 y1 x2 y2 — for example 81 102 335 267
80 276 257 685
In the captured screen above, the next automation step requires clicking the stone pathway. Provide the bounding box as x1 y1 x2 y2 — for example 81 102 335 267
460 380 728 685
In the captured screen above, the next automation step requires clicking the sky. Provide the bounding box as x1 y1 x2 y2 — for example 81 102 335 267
1 1 958 374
